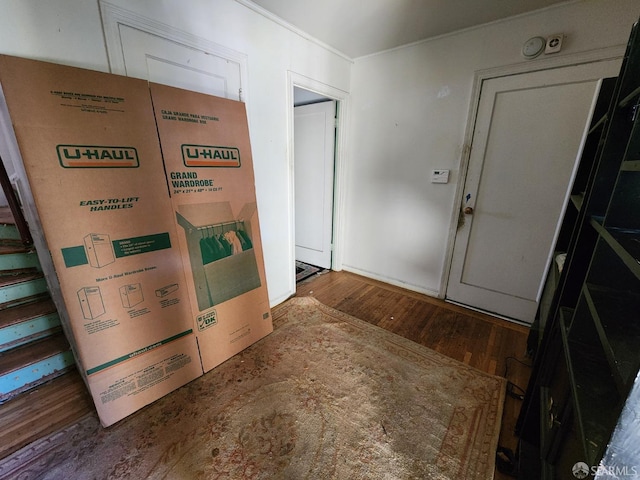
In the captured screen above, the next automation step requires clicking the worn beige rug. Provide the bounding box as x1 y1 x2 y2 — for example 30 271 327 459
0 297 505 479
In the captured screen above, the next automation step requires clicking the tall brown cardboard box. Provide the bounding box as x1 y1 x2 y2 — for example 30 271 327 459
0 55 272 426
150 83 273 372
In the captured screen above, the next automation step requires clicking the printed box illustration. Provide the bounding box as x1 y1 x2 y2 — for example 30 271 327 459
83 233 115 268
77 286 106 320
119 283 144 308
176 202 260 310
155 283 179 298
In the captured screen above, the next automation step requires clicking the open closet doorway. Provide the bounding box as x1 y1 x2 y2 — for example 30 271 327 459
294 87 337 273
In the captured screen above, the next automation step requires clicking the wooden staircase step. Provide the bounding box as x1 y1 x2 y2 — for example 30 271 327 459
0 223 20 241
0 333 74 402
0 206 14 225
0 267 39 278
0 208 82 454
0 297 60 353
0 269 42 285
0 297 57 328
0 291 50 312
0 249 40 271
0 333 70 376
0 233 22 243
0 242 28 256
0 369 93 460
0 271 48 305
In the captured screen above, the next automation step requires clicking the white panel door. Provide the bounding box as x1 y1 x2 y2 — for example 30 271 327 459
118 25 242 100
446 60 620 323
294 101 336 269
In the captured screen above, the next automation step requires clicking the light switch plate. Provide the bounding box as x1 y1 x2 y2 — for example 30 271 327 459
431 169 449 184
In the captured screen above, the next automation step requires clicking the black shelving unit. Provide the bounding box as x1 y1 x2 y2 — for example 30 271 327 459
526 76 617 357
517 18 640 479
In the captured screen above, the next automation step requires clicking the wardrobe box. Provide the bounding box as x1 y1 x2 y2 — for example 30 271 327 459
0 55 271 426
150 82 273 373
0 55 203 426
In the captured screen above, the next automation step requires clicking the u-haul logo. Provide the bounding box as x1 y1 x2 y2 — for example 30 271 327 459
197 310 218 331
57 145 139 168
181 144 241 168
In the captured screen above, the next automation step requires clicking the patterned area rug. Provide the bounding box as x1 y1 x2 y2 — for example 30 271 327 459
0 297 505 479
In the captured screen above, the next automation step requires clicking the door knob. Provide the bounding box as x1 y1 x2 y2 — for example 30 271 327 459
463 206 474 215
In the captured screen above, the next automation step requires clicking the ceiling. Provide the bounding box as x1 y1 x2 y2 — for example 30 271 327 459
249 0 571 58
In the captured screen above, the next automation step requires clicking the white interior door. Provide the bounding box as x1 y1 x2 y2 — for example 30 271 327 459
294 101 336 269
117 25 242 100
447 60 620 323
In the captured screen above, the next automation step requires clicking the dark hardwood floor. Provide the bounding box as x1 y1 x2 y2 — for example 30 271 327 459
296 270 532 480
0 368 93 460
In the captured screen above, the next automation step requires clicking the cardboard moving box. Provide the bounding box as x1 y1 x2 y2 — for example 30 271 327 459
0 54 272 426
149 82 272 373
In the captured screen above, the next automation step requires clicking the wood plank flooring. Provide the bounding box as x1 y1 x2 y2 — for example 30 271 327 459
296 270 531 480
0 369 93 460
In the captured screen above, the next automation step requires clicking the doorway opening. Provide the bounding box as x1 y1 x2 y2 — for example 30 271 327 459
293 87 337 282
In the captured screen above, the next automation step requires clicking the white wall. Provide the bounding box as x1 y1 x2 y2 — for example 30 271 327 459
0 0 351 306
344 0 640 296
2 0 639 305
0 1 109 208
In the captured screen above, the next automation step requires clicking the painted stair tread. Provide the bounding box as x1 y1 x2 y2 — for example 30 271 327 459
0 297 57 329
0 270 43 289
0 207 14 225
0 223 20 241
0 250 40 271
0 266 39 277
0 243 29 256
0 291 51 311
0 333 70 376
0 238 22 244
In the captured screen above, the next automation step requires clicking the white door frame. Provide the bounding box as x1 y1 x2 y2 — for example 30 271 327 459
287 71 349 287
441 45 626 301
99 1 249 103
